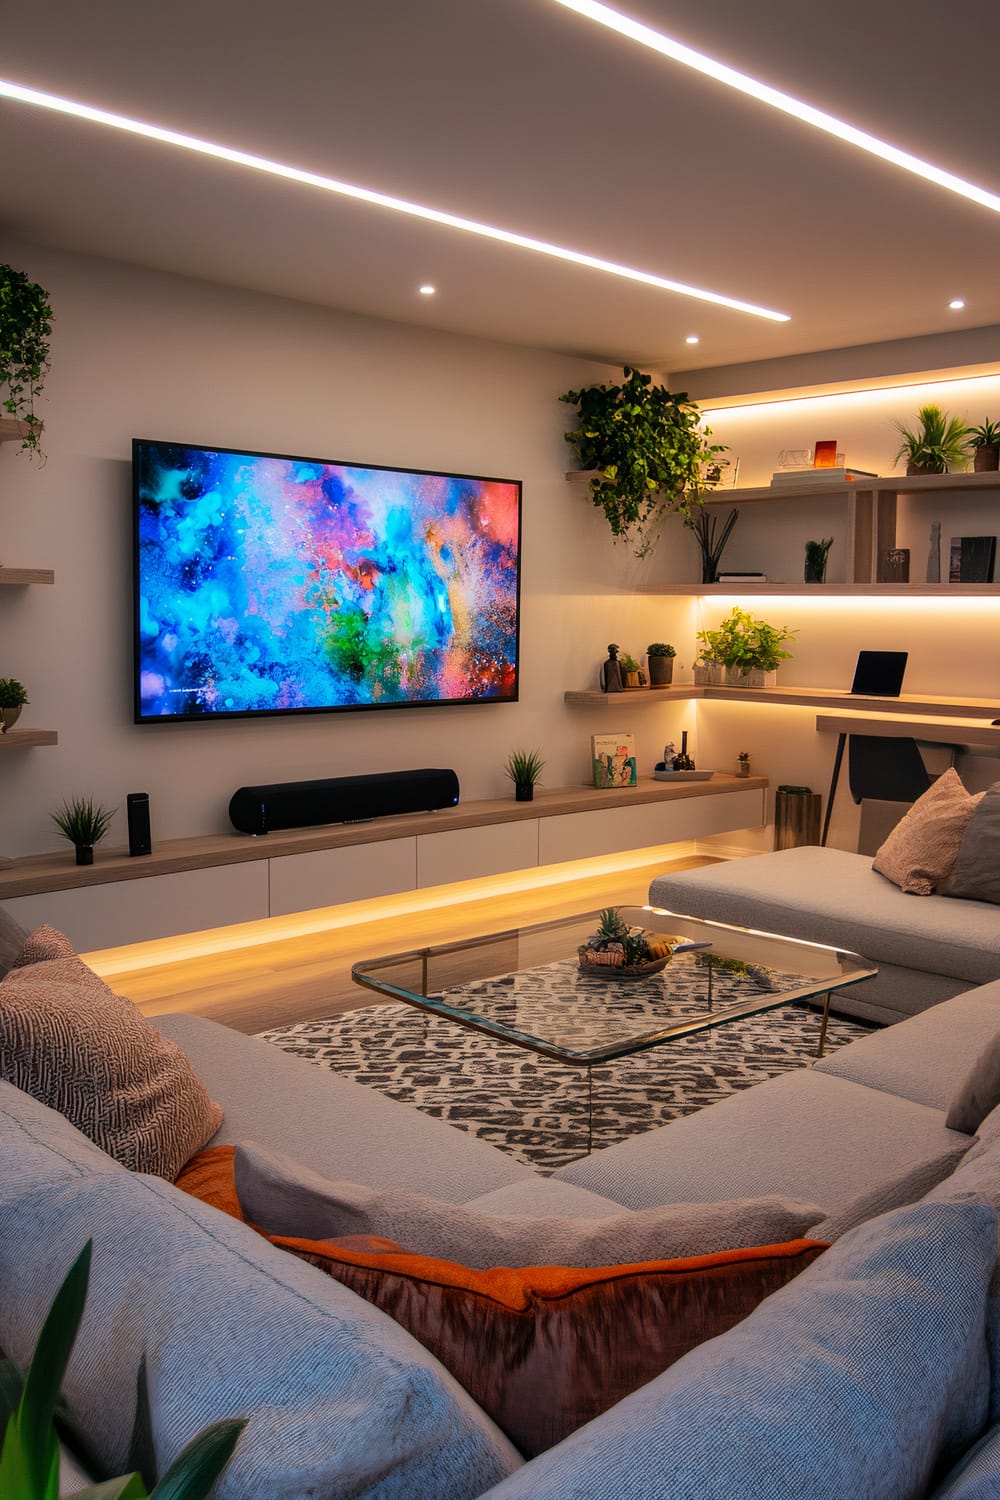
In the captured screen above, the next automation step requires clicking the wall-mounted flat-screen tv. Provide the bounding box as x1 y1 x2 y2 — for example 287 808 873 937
133 439 522 723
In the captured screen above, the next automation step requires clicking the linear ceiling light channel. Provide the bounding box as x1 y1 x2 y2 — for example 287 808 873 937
0 78 788 322
552 0 1000 216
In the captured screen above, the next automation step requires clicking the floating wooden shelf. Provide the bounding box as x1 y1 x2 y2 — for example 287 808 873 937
816 713 1000 752
0 729 58 748
636 583 1000 597
0 567 55 586
565 686 1000 719
0 418 42 445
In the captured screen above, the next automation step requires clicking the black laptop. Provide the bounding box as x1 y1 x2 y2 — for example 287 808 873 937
850 650 908 697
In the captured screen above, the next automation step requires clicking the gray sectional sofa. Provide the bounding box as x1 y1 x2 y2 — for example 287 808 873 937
5 907 1000 1497
649 844 1000 1026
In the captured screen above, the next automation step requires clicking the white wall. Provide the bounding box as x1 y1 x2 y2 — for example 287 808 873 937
0 238 697 859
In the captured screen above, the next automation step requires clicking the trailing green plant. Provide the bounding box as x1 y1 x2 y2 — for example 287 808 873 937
696 606 796 673
646 642 676 658
0 677 28 707
0 1239 245 1499
51 796 116 848
0 265 53 457
891 404 968 473
560 367 725 558
966 419 1000 449
504 748 545 787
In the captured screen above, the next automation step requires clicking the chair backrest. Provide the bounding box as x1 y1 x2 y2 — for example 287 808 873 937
847 734 931 805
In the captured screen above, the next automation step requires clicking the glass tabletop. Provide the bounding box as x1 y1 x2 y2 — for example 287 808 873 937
351 905 876 1065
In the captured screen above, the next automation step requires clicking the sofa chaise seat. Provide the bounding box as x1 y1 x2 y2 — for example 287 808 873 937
648 844 1000 1025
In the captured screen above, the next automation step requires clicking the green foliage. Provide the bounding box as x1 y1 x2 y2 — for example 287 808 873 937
645 642 676 657
0 1240 245 1498
804 537 833 565
0 677 28 707
51 797 115 848
697 606 796 672
504 748 545 786
0 265 52 457
966 419 1000 449
619 654 640 673
891 404 968 472
588 907 652 965
560 367 724 558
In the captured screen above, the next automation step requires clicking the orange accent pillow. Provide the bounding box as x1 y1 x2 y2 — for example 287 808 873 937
176 1146 827 1456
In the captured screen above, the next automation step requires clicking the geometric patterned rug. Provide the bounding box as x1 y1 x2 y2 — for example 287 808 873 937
257 999 874 1173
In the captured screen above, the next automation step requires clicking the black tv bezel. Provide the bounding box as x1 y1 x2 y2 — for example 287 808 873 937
131 437 523 725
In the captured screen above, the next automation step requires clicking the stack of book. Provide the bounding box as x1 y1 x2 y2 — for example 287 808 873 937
770 467 877 486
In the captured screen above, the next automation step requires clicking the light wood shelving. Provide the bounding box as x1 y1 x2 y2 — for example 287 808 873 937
0 567 55 585
0 729 58 749
0 417 41 445
565 685 1000 718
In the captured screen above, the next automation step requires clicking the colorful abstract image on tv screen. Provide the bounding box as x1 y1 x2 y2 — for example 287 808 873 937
135 442 521 719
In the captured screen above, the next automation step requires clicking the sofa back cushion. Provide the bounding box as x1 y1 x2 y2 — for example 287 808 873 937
476 1199 995 1500
873 769 983 896
0 1170 521 1498
944 784 1000 906
0 1079 125 1195
0 954 222 1179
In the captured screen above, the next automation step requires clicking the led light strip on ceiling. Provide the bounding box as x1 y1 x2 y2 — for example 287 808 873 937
552 0 1000 215
0 78 788 322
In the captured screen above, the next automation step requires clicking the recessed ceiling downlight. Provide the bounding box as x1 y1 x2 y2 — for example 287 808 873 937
419 284 436 295
0 77 790 323
949 298 966 310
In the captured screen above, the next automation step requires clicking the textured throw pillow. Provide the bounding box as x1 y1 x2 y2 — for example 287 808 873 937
944 783 1000 906
12 923 76 968
178 1146 825 1457
0 906 29 980
873 768 983 895
947 1035 1000 1135
0 955 222 1178
232 1140 826 1267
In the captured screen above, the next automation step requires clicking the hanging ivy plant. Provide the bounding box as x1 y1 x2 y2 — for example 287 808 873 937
0 264 53 457
560 366 724 558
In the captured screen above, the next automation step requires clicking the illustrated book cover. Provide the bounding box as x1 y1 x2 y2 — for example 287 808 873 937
592 732 637 789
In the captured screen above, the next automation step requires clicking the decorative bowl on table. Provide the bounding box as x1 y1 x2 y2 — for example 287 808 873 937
577 907 683 979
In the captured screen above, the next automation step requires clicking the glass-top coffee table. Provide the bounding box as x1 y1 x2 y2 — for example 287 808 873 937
352 905 876 1150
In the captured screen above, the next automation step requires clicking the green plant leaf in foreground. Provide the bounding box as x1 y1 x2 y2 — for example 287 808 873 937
76 1476 148 1499
149 1418 246 1500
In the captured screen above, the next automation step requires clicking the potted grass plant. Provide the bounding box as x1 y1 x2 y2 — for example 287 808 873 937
891 404 968 475
52 796 115 866
965 419 1000 473
0 677 28 733
504 748 545 802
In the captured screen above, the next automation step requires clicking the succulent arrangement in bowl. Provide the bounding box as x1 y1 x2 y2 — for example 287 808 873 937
577 907 680 978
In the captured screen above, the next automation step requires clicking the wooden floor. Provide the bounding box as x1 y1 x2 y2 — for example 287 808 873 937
95 854 718 1035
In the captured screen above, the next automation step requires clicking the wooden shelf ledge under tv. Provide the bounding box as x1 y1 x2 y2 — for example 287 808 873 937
0 774 767 899
564 685 1000 719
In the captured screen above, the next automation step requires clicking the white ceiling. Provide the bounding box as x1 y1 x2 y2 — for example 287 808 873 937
3 0 999 377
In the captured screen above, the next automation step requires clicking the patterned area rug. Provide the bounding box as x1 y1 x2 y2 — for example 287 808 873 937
257 998 874 1173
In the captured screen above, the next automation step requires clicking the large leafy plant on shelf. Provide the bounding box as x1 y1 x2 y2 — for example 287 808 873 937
560 367 724 559
0 1239 245 1499
0 264 53 458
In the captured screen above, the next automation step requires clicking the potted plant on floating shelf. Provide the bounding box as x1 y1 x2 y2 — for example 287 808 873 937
0 1238 245 1499
620 653 642 688
965 419 1000 473
697 606 796 689
504 748 545 803
891 404 968 475
804 536 834 584
693 641 725 686
645 642 676 687
560 366 726 560
0 263 53 458
0 677 28 733
52 796 115 866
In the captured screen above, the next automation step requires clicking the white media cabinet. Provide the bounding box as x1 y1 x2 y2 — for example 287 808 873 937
0 775 766 951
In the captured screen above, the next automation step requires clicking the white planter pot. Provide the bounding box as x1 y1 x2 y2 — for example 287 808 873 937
724 667 777 689
693 663 725 685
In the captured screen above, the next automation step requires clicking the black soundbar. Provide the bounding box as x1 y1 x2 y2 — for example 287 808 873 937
228 768 460 835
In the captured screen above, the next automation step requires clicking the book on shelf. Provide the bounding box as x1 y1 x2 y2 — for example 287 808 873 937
716 571 767 582
591 733 637 789
770 467 878 485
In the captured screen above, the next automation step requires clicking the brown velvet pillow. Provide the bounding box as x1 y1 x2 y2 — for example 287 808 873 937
176 1146 826 1457
0 955 223 1178
873 769 983 895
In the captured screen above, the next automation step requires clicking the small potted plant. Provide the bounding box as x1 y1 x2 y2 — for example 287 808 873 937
965 419 1000 473
698 606 796 688
0 262 53 457
737 750 752 778
693 638 725 686
52 795 115 865
891 404 968 475
646 642 676 687
504 748 545 802
804 536 833 584
620 652 642 688
0 676 28 733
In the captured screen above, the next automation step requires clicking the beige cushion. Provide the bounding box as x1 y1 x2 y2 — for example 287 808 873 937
873 768 983 895
12 923 76 968
234 1141 826 1268
0 955 222 1178
948 1035 1000 1135
945 784 1000 906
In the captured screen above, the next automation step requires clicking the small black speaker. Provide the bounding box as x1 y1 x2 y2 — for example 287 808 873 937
228 768 460 835
126 791 152 856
